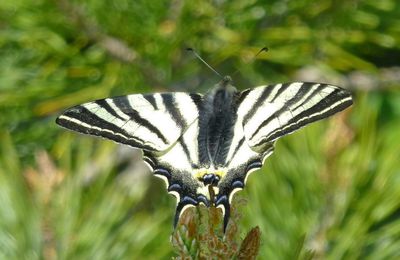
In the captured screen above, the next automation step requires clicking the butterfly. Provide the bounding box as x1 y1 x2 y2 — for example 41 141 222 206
56 75 353 231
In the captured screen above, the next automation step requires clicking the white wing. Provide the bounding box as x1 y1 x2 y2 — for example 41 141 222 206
56 92 202 152
237 82 353 150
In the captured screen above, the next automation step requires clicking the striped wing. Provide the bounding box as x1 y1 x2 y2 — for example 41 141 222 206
215 82 352 230
238 82 353 150
56 92 202 152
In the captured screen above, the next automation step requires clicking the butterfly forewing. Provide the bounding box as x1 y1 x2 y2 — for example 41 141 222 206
56 92 202 152
238 82 353 150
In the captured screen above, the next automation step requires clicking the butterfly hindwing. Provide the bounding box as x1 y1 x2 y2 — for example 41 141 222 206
142 118 206 227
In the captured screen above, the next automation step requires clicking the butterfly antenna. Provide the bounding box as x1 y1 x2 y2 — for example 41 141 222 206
231 47 269 77
255 46 269 57
186 48 223 79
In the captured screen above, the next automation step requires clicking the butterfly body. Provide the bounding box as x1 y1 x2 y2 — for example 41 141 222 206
56 76 353 231
198 76 238 168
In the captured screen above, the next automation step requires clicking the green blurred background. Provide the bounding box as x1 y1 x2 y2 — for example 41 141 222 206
1 0 399 259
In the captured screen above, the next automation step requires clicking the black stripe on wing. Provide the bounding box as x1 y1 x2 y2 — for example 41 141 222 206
242 85 275 125
270 82 291 102
115 96 169 144
95 99 126 121
292 84 327 111
226 137 245 166
236 88 251 104
161 94 186 128
142 94 158 109
177 138 194 167
56 105 145 148
189 93 203 108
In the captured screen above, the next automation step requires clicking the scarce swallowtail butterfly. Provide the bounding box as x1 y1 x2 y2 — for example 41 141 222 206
56 75 353 232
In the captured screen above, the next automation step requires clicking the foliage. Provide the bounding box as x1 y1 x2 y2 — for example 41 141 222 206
0 0 399 259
